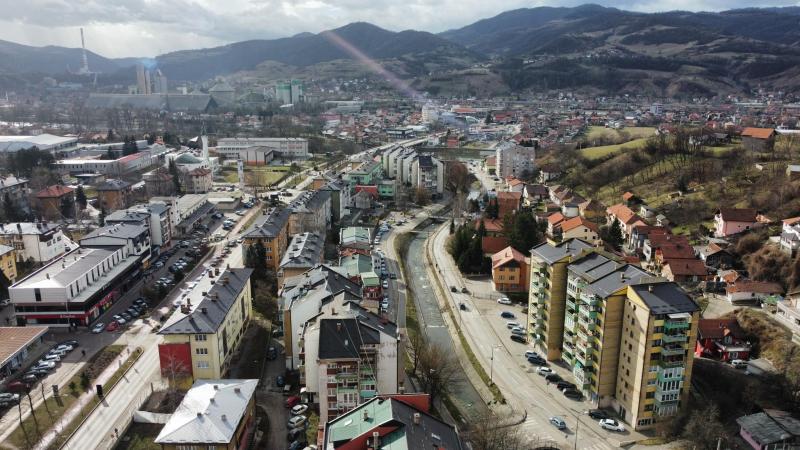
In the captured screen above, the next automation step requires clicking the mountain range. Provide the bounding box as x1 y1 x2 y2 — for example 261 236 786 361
2 4 800 96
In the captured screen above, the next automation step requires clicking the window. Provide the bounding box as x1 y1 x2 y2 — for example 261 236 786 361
196 361 209 369
327 388 336 397
195 335 207 341
646 391 655 399
195 348 208 355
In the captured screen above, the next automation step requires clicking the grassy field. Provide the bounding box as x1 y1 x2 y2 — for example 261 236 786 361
586 126 656 141
581 137 649 160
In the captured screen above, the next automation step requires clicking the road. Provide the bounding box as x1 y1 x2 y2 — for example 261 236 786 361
429 223 644 449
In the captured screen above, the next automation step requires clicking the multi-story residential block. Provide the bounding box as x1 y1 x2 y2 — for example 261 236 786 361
95 179 133 212
495 141 535 179
410 155 444 195
277 232 324 288
0 176 30 215
106 202 172 248
158 268 253 379
0 222 71 263
151 194 213 236
280 265 362 370
288 190 331 235
0 245 17 283
560 253 650 404
323 394 464 450
320 179 351 223
79 223 151 261
344 160 383 187
155 379 257 450
301 302 400 423
184 167 213 193
9 245 140 327
612 282 699 430
242 207 290 272
216 137 308 160
528 239 593 359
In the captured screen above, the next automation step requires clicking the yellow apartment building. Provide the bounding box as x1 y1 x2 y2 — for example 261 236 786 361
158 268 253 379
242 208 290 272
0 245 17 283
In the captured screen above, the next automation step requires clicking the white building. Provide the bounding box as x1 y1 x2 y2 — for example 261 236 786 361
216 137 308 160
105 203 172 247
79 223 151 259
410 155 445 195
495 141 536 179
0 222 71 263
0 134 79 156
9 246 139 327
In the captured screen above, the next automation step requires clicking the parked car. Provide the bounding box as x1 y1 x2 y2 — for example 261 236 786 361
459 303 467 311
291 404 309 416
588 409 609 420
287 427 305 441
497 297 512 305
536 367 553 375
527 356 547 366
285 396 301 408
599 419 625 432
563 388 583 400
106 321 119 332
267 347 278 360
507 322 521 329
731 359 748 369
556 381 577 391
450 286 457 292
112 314 126 325
21 374 38 385
0 393 20 403
91 323 105 334
287 415 307 429
524 350 540 359
511 327 526 336
545 373 562 383
510 334 527 344
60 340 79 348
42 354 61 363
549 416 566 430
500 311 515 319
33 361 56 370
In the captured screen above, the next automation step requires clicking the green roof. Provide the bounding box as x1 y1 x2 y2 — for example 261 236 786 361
339 254 374 277
327 397 395 443
361 272 380 286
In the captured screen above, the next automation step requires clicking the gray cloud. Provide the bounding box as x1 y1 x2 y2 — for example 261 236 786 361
0 0 796 57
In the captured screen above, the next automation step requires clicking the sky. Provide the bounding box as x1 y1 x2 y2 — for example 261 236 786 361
0 0 797 58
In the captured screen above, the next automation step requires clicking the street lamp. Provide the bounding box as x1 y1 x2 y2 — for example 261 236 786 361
489 345 502 384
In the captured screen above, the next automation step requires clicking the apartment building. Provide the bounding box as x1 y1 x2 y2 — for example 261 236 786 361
242 207 291 272
0 222 70 263
287 190 331 235
277 232 324 288
528 239 593 359
561 252 650 405
95 179 133 212
106 202 172 247
495 141 536 179
301 302 400 423
158 268 253 379
410 155 445 195
612 282 699 430
0 245 17 283
0 176 30 215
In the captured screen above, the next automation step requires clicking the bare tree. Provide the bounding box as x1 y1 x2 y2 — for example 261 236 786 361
161 352 191 408
406 331 425 375
415 342 459 405
468 410 560 450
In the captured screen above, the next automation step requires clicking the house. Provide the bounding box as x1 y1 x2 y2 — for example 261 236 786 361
323 394 464 450
484 155 496 175
726 280 783 304
491 246 530 293
301 305 400 423
737 410 800 450
714 208 760 237
154 379 257 450
546 212 566 237
622 191 641 206
523 184 549 205
143 168 175 197
776 296 800 345
606 204 646 238
697 242 735 269
578 199 606 223
184 167 213 193
561 202 580 218
475 218 504 237
242 208 291 272
560 216 600 243
0 222 71 263
643 233 690 262
741 127 776 152
780 217 800 256
0 245 17 283
339 227 372 255
695 318 751 362
627 225 670 255
538 163 562 183
158 268 253 379
35 185 74 220
95 179 133 212
787 165 800 181
288 190 332 236
506 177 526 193
661 259 710 283
496 191 522 218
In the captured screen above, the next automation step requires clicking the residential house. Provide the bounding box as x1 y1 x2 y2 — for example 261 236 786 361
154 379 257 450
491 246 530 293
323 395 464 450
538 163 562 183
241 207 291 272
184 167 213 193
338 254 375 284
741 127 776 152
737 410 800 450
158 268 253 379
301 304 400 423
35 185 74 220
643 233 690 263
579 199 606 223
523 184 549 206
546 212 566 237
714 208 760 237
484 156 496 175
496 191 522 218
726 280 783 304
661 259 710 283
506 177 526 193
560 216 600 243
339 227 371 256
780 217 800 256
277 232 324 288
776 296 800 345
787 165 800 181
627 225 670 255
142 169 175 197
95 179 133 212
606 204 646 239
697 242 735 269
694 318 751 362
0 222 70 263
562 202 580 218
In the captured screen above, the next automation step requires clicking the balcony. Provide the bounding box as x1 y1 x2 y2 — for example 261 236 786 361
661 346 686 357
575 351 591 367
657 370 684 383
664 320 690 331
661 333 687 344
657 359 685 369
360 389 377 399
573 366 590 387
564 316 576 330
578 315 596 331
566 297 576 311
580 292 599 306
576 328 589 342
336 372 358 381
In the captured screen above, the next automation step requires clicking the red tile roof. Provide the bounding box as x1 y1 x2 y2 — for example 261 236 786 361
622 191 636 201
658 244 696 260
547 212 565 225
491 246 527 269
497 191 522 201
697 319 746 340
663 259 709 276
476 218 504 233
726 280 783 294
35 185 74 198
561 216 599 233
718 208 757 223
606 204 643 225
741 127 775 140
482 236 510 255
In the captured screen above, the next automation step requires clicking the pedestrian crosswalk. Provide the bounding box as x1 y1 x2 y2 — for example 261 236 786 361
518 417 614 450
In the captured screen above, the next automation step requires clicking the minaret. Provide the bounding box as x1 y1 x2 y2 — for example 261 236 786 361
79 28 90 75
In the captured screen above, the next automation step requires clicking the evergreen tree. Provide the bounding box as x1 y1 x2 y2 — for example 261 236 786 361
2 193 18 222
505 211 542 256
99 207 107 226
106 129 115 142
603 218 624 250
168 159 183 194
75 186 87 210
449 220 455 235
60 195 74 219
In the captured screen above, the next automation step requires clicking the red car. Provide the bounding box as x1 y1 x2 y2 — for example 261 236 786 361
285 396 300 408
105 321 119 332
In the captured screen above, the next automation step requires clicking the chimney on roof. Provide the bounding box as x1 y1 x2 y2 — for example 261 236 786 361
648 284 654 292
201 307 208 314
213 384 219 390
363 409 369 421
221 414 227 421
234 387 240 393
336 322 342 332
372 431 380 448
413 413 421 425
196 412 202 417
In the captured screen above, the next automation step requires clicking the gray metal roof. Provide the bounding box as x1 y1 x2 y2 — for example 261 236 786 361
159 268 253 335
95 179 131 191
279 232 324 269
568 253 619 282
530 239 592 264
281 264 362 309
0 222 60 236
82 223 148 241
243 207 290 239
12 247 117 288
629 282 699 315
318 318 380 359
737 411 800 446
586 264 651 298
